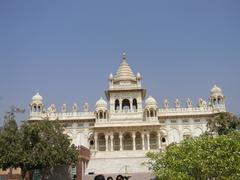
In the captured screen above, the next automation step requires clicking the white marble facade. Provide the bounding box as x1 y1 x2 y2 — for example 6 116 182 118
28 52 226 175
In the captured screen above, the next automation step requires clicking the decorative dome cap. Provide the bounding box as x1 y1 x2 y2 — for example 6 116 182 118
211 85 223 96
114 52 137 82
145 96 157 107
109 73 113 80
136 72 141 79
32 92 43 102
95 97 107 109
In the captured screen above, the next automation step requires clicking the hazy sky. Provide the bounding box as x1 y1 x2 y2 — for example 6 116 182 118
0 0 239 125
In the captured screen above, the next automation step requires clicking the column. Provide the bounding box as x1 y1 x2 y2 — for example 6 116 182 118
110 134 114 152
105 135 108 152
94 135 98 151
130 99 133 111
141 134 145 150
132 132 136 151
158 133 161 149
147 133 150 150
120 99 122 111
119 133 123 151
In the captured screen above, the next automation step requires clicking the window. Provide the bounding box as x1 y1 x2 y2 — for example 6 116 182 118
135 132 142 150
171 120 177 123
99 112 103 119
194 119 200 123
161 137 166 143
150 110 155 117
90 140 94 146
123 132 133 150
133 99 138 110
98 134 106 151
150 132 158 150
89 123 94 127
183 135 191 139
182 119 189 123
122 99 130 111
115 99 120 111
78 123 84 127
113 133 120 151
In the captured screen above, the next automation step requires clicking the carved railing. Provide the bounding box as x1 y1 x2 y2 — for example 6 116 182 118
29 111 95 120
158 105 226 115
109 84 142 90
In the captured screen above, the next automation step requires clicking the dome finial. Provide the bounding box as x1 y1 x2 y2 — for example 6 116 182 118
122 50 126 62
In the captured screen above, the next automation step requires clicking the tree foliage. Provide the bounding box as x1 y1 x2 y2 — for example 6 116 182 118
146 132 240 180
0 110 22 170
207 112 240 135
0 109 79 179
19 120 79 178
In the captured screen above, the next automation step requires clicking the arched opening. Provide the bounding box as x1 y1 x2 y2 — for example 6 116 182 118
122 99 130 111
104 112 107 119
146 110 149 117
213 98 216 105
89 134 95 150
99 111 103 119
115 99 120 111
150 110 155 117
113 133 120 151
161 137 166 143
90 140 94 146
33 105 37 112
217 97 222 104
98 133 106 151
135 132 142 150
183 129 192 140
133 99 138 110
183 134 191 139
123 132 133 150
38 106 41 112
150 132 158 149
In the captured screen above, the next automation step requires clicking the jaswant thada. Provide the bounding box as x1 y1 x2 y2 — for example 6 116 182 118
28 52 226 179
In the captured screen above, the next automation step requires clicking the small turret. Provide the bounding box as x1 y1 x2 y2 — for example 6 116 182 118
95 97 108 121
210 85 225 105
145 96 157 118
30 92 44 112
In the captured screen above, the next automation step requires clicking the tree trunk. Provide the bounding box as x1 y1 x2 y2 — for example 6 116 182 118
41 168 50 180
21 168 27 180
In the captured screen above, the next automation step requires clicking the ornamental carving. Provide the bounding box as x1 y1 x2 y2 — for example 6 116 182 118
175 99 180 108
83 103 89 112
164 99 169 109
186 98 192 108
72 103 78 112
61 104 67 113
47 104 56 113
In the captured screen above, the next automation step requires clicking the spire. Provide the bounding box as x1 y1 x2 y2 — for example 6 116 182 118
122 51 127 62
114 51 137 82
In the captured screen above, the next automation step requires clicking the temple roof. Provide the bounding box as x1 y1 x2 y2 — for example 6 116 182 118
113 52 137 83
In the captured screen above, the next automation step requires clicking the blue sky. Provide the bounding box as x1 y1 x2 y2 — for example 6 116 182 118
0 0 239 125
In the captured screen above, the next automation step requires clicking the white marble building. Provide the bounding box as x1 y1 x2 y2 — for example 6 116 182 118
28 52 226 176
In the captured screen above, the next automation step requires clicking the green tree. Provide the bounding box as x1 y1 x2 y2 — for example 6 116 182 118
0 108 22 170
19 120 79 179
0 108 79 179
207 112 240 135
146 132 240 180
